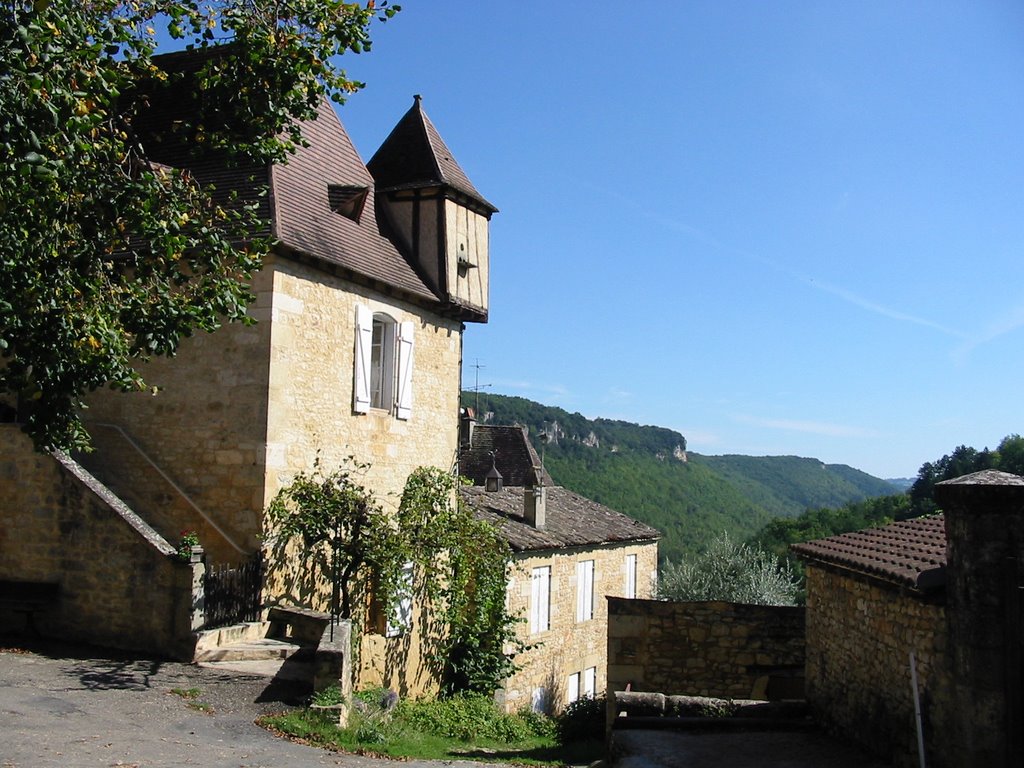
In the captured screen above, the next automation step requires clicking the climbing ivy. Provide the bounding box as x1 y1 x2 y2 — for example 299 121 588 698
268 461 523 697
397 467 525 696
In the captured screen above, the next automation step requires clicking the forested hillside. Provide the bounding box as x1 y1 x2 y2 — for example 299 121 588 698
463 391 899 562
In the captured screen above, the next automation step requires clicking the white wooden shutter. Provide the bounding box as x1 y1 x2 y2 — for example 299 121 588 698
531 566 550 634
576 560 594 622
353 304 372 414
567 673 580 704
395 320 414 420
583 667 596 699
622 557 630 606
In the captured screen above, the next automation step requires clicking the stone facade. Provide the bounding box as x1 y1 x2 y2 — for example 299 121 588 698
607 597 805 700
1 89 495 699
803 564 952 768
499 541 658 713
0 426 199 658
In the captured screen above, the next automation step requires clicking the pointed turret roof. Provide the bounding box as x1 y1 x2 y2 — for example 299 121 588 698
368 95 497 214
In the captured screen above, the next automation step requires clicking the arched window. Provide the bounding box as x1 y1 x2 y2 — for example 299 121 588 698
353 304 414 419
370 313 397 410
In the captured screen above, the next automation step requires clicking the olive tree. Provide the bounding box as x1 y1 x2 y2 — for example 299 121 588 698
657 532 800 606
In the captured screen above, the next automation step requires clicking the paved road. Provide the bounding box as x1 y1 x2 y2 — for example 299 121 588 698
0 642 473 768
2 642 890 768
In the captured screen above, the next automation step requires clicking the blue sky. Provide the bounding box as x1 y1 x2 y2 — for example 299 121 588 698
335 2 1024 480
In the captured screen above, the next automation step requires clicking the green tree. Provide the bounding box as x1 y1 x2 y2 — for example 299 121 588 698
0 0 398 451
657 532 800 606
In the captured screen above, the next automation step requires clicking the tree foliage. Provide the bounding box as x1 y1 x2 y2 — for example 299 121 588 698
657 532 800 606
267 457 401 623
0 0 397 451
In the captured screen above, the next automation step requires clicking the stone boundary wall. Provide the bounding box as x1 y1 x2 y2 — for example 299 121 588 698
803 564 953 768
0 425 200 659
608 597 805 700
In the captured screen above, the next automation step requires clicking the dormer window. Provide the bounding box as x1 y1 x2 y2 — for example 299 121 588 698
328 185 368 223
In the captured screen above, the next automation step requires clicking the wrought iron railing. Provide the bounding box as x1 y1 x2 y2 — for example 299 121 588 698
202 551 263 629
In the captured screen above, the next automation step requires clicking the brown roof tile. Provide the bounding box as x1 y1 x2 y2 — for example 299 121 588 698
461 485 661 553
270 101 437 301
459 424 552 487
368 96 497 213
791 515 947 591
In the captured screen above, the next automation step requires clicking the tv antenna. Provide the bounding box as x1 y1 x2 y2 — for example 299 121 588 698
466 359 491 414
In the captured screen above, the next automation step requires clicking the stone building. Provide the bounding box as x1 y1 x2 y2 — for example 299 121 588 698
458 421 661 712
793 470 1024 768
0 52 496 697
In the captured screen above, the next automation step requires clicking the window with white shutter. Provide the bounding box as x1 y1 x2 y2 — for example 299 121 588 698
386 562 414 637
583 666 597 699
576 560 594 622
567 672 581 704
530 566 550 634
353 304 373 413
625 554 637 599
354 306 413 419
395 320 414 420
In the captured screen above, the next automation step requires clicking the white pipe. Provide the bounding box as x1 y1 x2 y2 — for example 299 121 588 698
910 650 927 768
95 422 247 555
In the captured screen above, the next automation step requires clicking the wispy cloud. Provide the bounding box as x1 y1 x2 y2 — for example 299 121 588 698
732 413 879 439
951 301 1024 364
580 175 972 342
488 379 571 398
807 280 968 339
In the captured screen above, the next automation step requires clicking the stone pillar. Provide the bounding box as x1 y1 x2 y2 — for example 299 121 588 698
935 470 1024 768
314 619 353 727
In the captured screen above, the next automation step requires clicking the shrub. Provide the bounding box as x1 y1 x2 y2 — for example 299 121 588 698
556 696 606 743
398 694 538 743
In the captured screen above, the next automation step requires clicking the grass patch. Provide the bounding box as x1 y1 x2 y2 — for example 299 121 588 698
170 687 213 714
259 691 603 766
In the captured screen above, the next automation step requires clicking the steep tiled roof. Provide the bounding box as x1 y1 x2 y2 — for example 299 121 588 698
459 424 552 487
459 423 660 552
791 515 947 591
270 101 437 301
140 48 438 304
461 485 661 553
368 96 497 213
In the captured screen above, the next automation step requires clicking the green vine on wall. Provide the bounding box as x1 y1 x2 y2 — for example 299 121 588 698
267 460 524 697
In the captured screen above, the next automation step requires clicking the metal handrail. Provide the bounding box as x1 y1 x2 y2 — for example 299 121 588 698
94 422 248 555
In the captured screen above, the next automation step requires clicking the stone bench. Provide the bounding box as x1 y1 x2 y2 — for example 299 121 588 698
0 580 60 636
265 605 351 696
266 605 335 646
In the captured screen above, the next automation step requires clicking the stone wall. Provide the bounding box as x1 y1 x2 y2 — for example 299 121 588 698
0 426 199 658
607 598 805 700
499 541 659 713
803 564 953 768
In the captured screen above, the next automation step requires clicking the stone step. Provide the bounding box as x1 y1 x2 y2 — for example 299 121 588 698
193 637 301 663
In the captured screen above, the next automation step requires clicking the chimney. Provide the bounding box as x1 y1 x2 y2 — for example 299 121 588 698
524 465 546 529
460 407 476 447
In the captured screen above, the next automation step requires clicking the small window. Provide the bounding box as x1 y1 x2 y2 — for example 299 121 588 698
328 185 368 222
625 554 637 599
353 305 414 419
576 560 594 622
370 315 396 411
530 566 550 634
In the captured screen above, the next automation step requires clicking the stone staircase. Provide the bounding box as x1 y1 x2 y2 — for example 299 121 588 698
193 620 308 679
192 608 346 686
